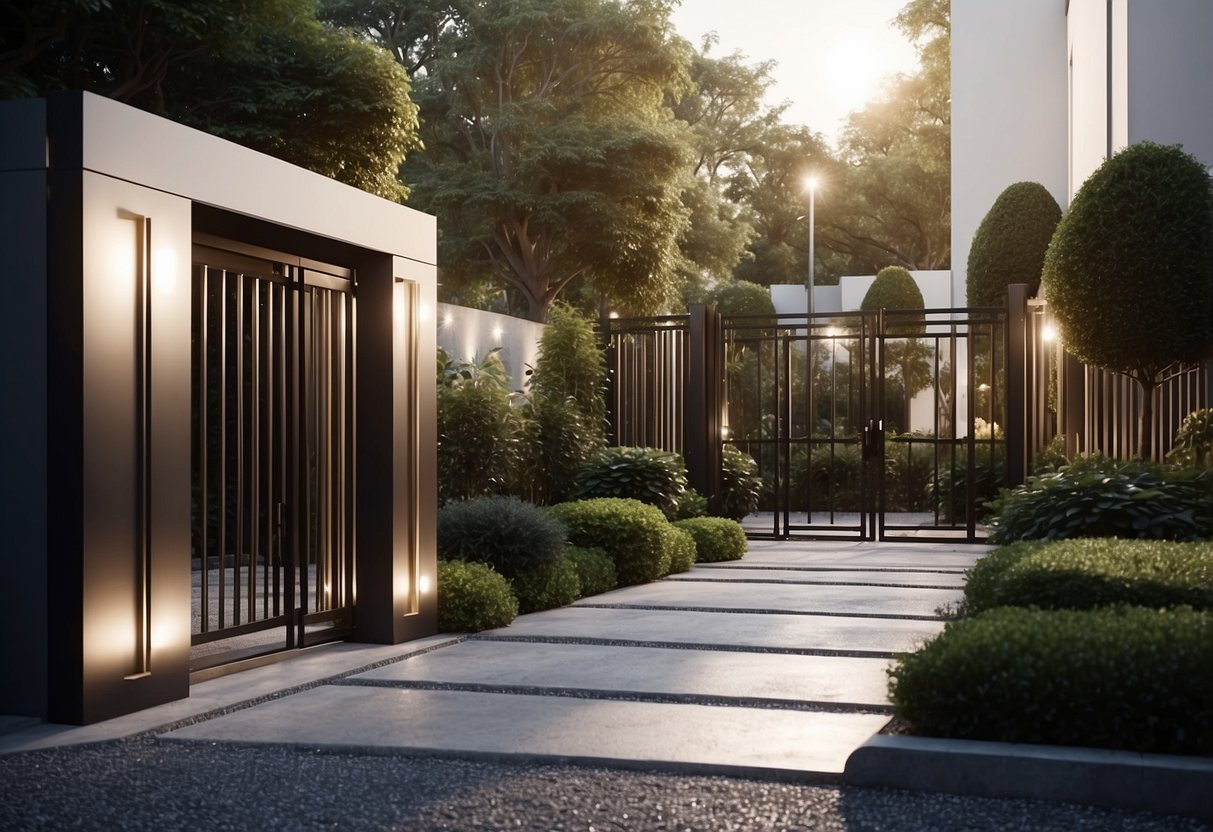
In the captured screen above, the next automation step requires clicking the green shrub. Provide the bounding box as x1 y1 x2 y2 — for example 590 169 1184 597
986 455 1213 544
966 181 1062 306
566 545 616 597
795 443 864 512
961 538 1213 616
662 524 696 575
1031 433 1069 474
570 446 689 519
527 303 607 450
883 437 934 512
889 605 1213 754
511 554 581 614
437 561 519 633
928 447 1006 524
550 498 672 586
1170 408 1213 468
674 517 747 563
437 496 567 578
514 392 600 504
673 487 708 520
718 444 762 520
708 280 776 315
437 350 518 503
861 266 924 312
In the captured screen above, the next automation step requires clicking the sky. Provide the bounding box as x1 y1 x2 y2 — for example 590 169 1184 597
669 0 921 146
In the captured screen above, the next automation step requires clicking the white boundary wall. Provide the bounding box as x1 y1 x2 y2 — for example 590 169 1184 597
436 303 545 393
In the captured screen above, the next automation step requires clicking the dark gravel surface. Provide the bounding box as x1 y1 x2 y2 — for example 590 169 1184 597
1 737 1207 832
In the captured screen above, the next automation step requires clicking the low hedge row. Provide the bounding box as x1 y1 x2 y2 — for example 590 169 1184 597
566 546 616 597
550 498 673 586
673 517 747 562
889 605 1213 755
961 538 1213 615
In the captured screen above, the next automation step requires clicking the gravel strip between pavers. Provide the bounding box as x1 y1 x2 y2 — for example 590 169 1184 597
1 738 1206 832
572 603 946 621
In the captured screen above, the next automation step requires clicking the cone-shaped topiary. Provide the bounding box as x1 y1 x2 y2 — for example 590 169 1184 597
861 266 924 311
966 181 1062 306
1042 142 1213 455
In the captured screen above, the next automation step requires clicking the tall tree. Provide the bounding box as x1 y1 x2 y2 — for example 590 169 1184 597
821 0 951 271
383 0 692 322
1 0 418 200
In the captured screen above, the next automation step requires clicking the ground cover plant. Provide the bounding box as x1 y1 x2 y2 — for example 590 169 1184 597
436 561 518 633
889 605 1213 755
958 538 1213 616
550 498 673 586
986 455 1213 543
673 517 747 563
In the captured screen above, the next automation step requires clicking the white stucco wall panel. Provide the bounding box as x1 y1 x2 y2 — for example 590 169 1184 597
436 303 545 393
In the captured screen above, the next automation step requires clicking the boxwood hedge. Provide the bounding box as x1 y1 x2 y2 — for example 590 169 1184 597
673 517 747 563
662 524 696 575
961 538 1213 616
889 605 1213 754
550 498 672 586
566 545 617 597
510 555 581 614
436 560 518 633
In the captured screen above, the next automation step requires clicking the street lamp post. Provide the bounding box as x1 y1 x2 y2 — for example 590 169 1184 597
805 176 818 316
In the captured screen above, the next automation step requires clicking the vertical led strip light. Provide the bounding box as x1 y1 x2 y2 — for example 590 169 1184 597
126 213 153 680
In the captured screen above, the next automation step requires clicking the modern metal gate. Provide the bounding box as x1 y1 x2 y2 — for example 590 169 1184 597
607 305 1008 542
190 240 355 672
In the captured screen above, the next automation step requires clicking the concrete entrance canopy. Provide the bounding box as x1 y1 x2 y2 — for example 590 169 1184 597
0 92 438 724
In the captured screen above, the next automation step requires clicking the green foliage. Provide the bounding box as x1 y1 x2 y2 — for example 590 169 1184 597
960 539 1213 616
883 437 934 512
1170 408 1213 468
5 0 418 201
437 351 518 503
707 281 776 315
718 445 763 520
1031 433 1070 474
928 448 1006 524
514 393 595 505
966 182 1062 306
793 443 865 512
511 555 581 614
1042 142 1213 404
437 561 519 633
674 517 748 563
530 305 608 440
662 525 697 575
570 446 689 520
861 266 924 311
566 545 617 597
986 455 1213 544
436 496 567 579
550 498 672 586
889 605 1213 754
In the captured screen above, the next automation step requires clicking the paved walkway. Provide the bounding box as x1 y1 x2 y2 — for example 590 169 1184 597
2 539 983 777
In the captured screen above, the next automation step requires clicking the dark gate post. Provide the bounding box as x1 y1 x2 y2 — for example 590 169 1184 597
685 304 722 506
1005 284 1029 486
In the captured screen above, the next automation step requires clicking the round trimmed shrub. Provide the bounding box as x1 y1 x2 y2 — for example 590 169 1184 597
437 496 567 578
436 560 518 633
889 605 1213 754
674 517 747 563
966 181 1062 306
718 445 762 520
566 546 617 597
961 538 1213 616
511 555 581 614
707 280 776 315
662 525 696 575
570 446 689 519
986 455 1213 544
1042 142 1213 381
861 266 924 312
550 498 672 586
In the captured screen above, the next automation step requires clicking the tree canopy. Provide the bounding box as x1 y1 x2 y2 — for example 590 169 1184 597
1 0 418 200
967 181 1062 306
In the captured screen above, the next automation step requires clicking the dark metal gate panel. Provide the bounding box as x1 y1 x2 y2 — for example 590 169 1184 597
190 246 354 671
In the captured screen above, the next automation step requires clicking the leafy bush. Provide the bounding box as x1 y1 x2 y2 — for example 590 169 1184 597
1170 408 1213 468
514 392 598 504
674 516 747 563
511 554 581 614
889 605 1213 754
718 444 762 520
437 561 518 633
966 181 1062 306
928 447 1006 524
674 487 708 520
707 280 776 316
662 525 697 575
961 539 1213 616
861 266 924 312
528 303 607 449
570 446 689 519
986 455 1213 544
437 349 518 503
883 437 934 512
437 496 567 578
1031 433 1069 474
566 545 616 597
795 443 864 512
550 498 672 586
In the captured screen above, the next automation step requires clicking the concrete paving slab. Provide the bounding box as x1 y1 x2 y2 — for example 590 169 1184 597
576 579 959 619
165 685 890 776
677 567 968 588
483 607 944 655
740 540 987 571
353 640 893 707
